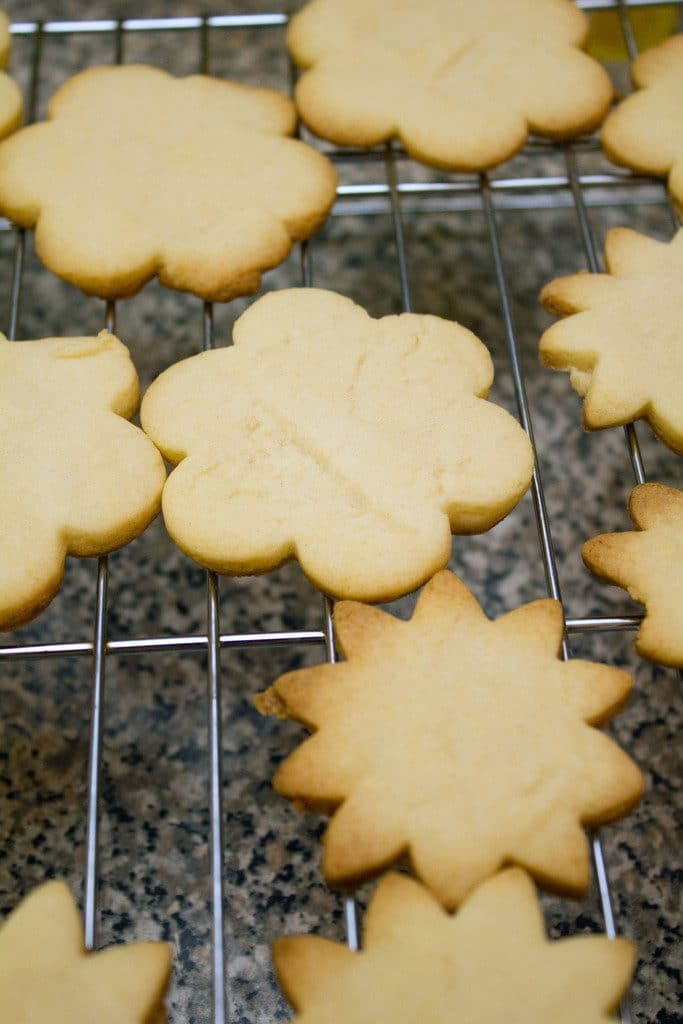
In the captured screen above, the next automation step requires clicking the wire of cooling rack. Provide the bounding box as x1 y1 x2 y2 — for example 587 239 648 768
2 5 681 1022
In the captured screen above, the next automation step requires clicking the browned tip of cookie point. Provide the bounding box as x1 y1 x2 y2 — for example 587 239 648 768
581 533 634 591
628 481 683 528
253 686 290 719
415 569 486 622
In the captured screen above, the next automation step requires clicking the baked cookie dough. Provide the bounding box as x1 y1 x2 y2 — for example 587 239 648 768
141 289 534 603
583 483 683 668
288 0 613 170
275 869 635 1023
0 880 171 1023
0 12 23 141
540 227 683 454
0 64 337 300
260 570 643 908
0 331 166 631
602 33 683 212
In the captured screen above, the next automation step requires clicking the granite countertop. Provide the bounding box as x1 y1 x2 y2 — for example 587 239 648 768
0 3 681 1022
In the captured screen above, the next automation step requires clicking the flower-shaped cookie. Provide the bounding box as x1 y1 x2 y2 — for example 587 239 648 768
275 870 635 1023
0 881 171 1023
261 571 643 908
0 12 23 141
583 483 683 668
602 33 683 211
141 289 534 603
540 227 683 453
288 0 613 171
0 331 166 630
0 65 337 301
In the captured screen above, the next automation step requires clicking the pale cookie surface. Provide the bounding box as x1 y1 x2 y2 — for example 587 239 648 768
141 289 534 603
0 880 171 1023
0 65 337 300
583 483 683 668
0 331 166 631
540 227 683 453
0 12 23 141
602 33 683 211
288 0 613 171
274 869 635 1023
263 570 643 908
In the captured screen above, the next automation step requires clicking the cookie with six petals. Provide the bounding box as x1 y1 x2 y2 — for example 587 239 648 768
141 289 534 603
288 0 613 171
0 65 337 300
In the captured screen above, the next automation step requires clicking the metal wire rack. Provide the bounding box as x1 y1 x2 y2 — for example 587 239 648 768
1 2 681 1022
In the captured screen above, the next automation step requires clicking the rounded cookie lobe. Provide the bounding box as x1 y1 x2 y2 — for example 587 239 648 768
0 65 337 301
141 288 533 602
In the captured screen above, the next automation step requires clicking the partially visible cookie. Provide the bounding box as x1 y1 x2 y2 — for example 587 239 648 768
274 869 635 1023
583 483 683 668
141 289 534 603
0 65 337 300
0 880 171 1023
0 331 166 631
288 0 613 171
0 12 24 140
540 227 683 454
602 33 683 211
261 570 643 908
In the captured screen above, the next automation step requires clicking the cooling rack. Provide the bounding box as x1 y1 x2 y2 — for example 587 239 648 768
1 2 681 1022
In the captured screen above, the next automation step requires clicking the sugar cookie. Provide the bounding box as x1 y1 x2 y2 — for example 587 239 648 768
583 483 683 668
602 33 683 212
261 570 643 908
288 0 613 171
540 227 683 453
0 880 171 1024
0 65 337 300
141 289 534 603
0 331 166 630
0 12 23 141
275 870 635 1024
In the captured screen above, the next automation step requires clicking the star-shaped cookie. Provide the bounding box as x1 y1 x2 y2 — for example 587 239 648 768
0 65 337 300
274 869 635 1024
0 880 171 1023
583 483 683 668
602 33 683 212
0 12 22 141
141 289 534 603
0 331 166 631
262 570 644 908
540 227 683 453
288 0 613 171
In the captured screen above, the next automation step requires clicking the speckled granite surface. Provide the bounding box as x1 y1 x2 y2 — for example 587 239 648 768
0 3 681 1022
